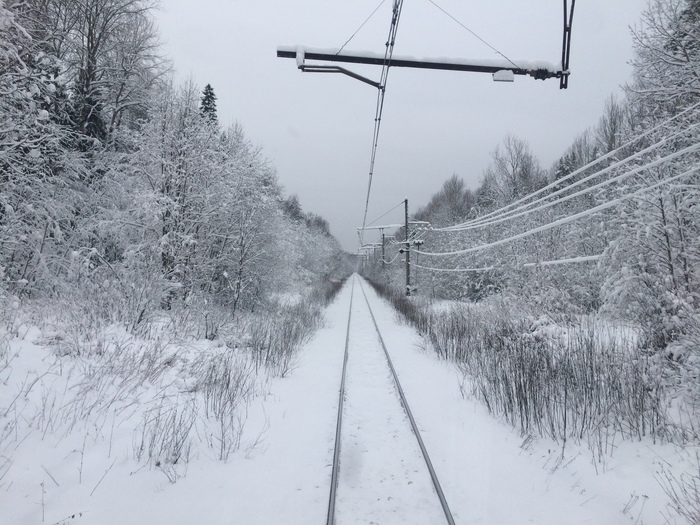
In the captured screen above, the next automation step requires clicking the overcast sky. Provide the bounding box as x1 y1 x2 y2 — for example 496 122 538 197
156 0 647 251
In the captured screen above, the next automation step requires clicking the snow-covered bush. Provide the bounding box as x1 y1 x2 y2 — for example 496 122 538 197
437 304 667 447
240 275 348 377
245 299 322 377
133 395 197 470
192 349 257 461
366 278 432 334
372 278 674 451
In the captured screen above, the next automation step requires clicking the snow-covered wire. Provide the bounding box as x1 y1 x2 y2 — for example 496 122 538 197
435 140 700 233
412 262 494 272
381 252 402 265
412 254 600 273
522 254 601 267
417 165 700 257
436 101 700 232
408 227 426 241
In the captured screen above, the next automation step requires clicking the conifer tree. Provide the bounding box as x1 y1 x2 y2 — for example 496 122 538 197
200 83 218 123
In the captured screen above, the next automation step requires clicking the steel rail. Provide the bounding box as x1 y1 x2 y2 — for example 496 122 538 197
326 275 455 524
326 276 355 525
357 278 456 525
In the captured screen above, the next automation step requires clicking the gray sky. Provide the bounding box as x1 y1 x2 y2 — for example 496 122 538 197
156 0 646 251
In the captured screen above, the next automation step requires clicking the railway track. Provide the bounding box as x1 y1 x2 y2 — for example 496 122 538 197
326 275 455 525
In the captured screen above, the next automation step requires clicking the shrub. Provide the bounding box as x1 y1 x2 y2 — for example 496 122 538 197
369 279 674 453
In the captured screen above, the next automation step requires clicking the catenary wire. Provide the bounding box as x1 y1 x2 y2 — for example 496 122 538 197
366 199 406 228
360 0 405 247
337 0 387 55
425 0 522 70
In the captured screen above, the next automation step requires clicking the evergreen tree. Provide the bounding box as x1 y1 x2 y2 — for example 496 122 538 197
200 83 218 123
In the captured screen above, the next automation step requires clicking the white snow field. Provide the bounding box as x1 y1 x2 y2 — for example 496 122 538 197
0 276 693 524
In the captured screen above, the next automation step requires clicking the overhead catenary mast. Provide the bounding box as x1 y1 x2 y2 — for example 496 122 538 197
277 1 576 281
278 1 576 89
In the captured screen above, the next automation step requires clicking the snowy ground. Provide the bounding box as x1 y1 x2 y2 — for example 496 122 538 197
1 276 696 524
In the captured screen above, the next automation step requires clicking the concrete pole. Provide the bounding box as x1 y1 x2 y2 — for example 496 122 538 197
382 231 386 270
405 198 410 296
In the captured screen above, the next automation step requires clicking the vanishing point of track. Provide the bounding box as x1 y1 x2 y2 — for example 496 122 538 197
326 275 455 525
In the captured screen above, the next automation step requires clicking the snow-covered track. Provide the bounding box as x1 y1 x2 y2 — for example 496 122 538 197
326 275 456 525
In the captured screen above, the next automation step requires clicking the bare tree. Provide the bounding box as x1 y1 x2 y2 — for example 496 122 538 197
417 174 475 227
479 134 544 208
628 0 700 109
23 0 167 143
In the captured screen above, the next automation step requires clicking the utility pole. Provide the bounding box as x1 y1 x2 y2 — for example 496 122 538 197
381 230 386 270
404 198 410 296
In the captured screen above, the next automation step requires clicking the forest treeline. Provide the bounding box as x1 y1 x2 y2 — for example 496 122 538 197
388 0 700 353
0 0 350 329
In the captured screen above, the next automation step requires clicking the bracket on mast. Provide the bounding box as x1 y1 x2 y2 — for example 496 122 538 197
279 2 576 89
357 224 403 232
294 49 381 89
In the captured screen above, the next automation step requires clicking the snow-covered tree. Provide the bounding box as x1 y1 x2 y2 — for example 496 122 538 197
477 134 544 209
0 1 84 295
20 0 167 146
590 0 700 346
0 0 351 325
416 175 475 227
629 0 700 110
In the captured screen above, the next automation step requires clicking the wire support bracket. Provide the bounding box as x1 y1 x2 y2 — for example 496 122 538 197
278 46 565 86
299 64 382 89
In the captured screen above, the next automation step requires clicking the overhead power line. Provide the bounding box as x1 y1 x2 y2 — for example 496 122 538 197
412 254 600 273
417 165 700 257
435 139 700 233
412 262 495 273
435 100 700 232
523 254 600 267
382 252 402 265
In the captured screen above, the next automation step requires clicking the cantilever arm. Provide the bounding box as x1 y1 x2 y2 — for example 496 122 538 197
299 65 381 89
278 46 564 83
